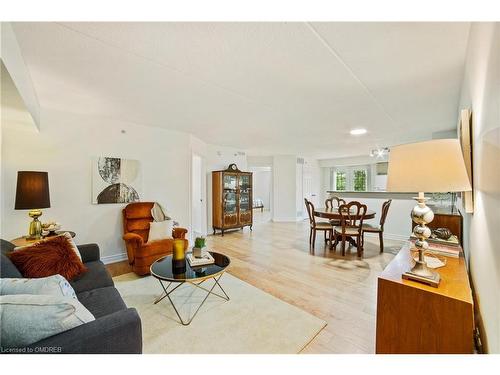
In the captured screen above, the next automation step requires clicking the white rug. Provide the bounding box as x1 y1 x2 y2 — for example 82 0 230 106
114 272 327 354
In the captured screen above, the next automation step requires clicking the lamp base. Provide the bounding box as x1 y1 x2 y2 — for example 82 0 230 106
403 269 440 287
27 209 43 240
406 193 441 288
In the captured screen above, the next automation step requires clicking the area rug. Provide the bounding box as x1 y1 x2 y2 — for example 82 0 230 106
113 272 327 354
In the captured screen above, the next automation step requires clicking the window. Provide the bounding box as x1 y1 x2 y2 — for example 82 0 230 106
335 171 347 191
353 169 367 191
330 166 370 191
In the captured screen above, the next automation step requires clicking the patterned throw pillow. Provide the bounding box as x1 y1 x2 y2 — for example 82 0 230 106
0 294 95 348
8 235 87 280
0 275 77 299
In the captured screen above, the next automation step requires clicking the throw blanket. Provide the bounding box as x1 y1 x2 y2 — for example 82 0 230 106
151 202 171 222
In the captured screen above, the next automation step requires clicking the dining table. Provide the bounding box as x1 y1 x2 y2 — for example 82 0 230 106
313 207 376 249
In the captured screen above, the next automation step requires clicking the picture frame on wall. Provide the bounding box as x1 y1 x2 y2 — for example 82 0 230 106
91 156 142 204
459 108 474 213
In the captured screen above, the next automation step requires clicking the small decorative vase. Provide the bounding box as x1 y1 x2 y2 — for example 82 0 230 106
172 239 185 261
193 246 207 258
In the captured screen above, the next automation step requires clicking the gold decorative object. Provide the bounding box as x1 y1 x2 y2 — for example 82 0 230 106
387 139 472 287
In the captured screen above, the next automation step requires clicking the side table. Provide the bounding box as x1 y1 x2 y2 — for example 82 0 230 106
10 231 76 247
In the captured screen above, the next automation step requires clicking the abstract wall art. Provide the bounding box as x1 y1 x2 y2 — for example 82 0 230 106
92 157 142 204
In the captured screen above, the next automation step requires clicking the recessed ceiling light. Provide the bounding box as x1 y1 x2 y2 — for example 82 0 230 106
350 128 367 135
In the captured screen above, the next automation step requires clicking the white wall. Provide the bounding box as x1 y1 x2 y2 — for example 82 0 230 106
458 22 500 353
1 108 191 262
272 155 298 222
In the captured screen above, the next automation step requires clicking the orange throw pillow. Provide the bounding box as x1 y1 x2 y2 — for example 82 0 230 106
8 235 87 280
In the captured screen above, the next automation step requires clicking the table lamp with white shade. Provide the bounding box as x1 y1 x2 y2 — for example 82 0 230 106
386 139 472 287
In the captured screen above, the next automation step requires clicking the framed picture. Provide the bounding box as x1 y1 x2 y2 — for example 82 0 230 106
92 156 142 204
459 109 474 213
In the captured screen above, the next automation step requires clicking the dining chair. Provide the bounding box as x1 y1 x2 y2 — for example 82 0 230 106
362 199 392 253
304 198 333 251
333 201 367 257
324 196 346 226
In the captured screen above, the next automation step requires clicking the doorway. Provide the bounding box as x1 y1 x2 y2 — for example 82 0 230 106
191 153 207 239
249 166 272 223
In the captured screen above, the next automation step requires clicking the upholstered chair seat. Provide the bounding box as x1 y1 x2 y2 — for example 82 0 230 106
361 223 381 231
122 202 188 275
314 222 334 230
333 226 361 236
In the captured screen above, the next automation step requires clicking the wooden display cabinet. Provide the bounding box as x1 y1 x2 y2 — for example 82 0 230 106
212 164 253 236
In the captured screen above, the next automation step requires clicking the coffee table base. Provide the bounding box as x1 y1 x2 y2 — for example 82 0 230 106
154 273 229 326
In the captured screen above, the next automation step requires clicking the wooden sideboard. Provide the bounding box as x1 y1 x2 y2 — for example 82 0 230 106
376 242 474 354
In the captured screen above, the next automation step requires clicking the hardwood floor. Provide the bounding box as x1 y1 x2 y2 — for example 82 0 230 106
107 212 403 353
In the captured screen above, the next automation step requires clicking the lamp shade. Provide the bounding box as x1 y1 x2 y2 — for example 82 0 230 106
386 139 472 193
15 171 51 209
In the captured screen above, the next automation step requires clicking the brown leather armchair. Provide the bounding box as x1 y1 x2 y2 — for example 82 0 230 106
122 202 188 275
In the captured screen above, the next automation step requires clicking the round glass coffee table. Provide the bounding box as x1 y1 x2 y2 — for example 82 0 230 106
150 251 231 325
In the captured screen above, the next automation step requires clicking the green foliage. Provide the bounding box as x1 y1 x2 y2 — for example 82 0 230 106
195 237 205 248
336 172 346 191
353 170 367 191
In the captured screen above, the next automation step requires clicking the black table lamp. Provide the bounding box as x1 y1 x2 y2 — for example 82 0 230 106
15 171 51 239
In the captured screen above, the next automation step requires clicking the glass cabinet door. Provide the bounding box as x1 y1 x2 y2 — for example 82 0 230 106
239 174 250 191
224 191 237 214
239 191 250 212
224 174 237 190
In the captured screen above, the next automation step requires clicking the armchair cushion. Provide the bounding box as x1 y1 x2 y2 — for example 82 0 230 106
148 220 174 242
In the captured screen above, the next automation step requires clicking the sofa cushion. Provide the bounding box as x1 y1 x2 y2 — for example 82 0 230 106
70 261 114 294
8 235 87 280
77 286 126 319
0 294 95 348
1 240 22 279
0 275 76 299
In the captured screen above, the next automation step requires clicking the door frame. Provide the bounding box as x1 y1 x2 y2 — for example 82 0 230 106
190 152 207 241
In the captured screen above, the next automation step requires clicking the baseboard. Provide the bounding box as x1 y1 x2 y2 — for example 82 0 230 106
101 252 128 265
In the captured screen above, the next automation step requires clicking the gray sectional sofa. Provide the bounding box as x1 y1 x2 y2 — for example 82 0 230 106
0 239 142 354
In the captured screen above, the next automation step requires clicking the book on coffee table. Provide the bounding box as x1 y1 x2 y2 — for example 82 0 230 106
187 252 215 267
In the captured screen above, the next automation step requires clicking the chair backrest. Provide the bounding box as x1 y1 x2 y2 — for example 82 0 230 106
379 199 392 229
304 198 316 226
338 201 367 232
122 202 155 243
325 196 346 209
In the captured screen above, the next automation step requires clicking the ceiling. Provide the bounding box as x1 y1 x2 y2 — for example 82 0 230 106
10 22 470 158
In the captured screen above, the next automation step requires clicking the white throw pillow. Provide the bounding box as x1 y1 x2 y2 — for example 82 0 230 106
0 275 76 299
0 294 95 348
13 232 82 260
148 220 174 242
